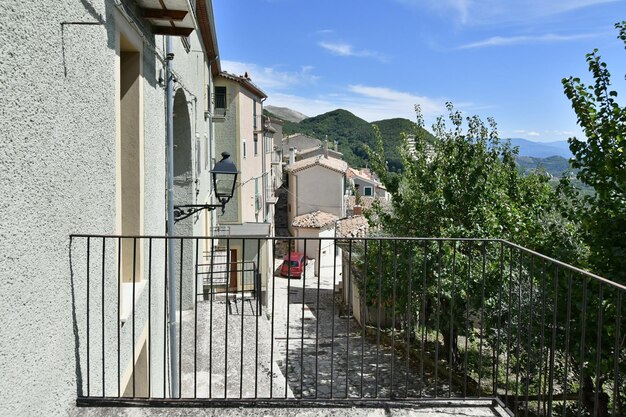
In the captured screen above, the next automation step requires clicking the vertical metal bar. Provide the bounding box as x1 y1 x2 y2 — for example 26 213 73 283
375 239 383 398
478 242 487 397
463 241 473 398
547 265 559 417
612 291 622 417
117 237 121 397
300 239 307 398
494 241 505 397
240 239 247 399
537 259 547 416
346 239 353 398
504 245 513 402
361 239 368 398
255 238 261 399
209 237 215 398
420 240 428 397
224 238 230 399
315 237 322 399
434 240 441 397
390 240 398 398
101 238 106 397
86 237 91 397
284 238 292 399
194 238 199 399
178 238 183 398
514 250 523 410
562 272 573 410
147 238 152 398
132 237 137 397
448 240 457 398
524 254 535 417
593 284 604 417
577 277 588 417
269 238 276 399
163 238 168 398
406 240 415 398
330 237 338 398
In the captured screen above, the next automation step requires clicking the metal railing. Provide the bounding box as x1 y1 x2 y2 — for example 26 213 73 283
70 235 625 415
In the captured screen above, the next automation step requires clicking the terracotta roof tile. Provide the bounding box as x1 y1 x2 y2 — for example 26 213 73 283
292 210 338 228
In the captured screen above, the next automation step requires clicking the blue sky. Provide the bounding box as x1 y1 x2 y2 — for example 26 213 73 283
213 0 626 142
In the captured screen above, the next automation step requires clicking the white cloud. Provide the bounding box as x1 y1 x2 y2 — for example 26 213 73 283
220 60 319 91
395 0 620 26
318 41 386 61
552 130 577 136
459 32 600 49
266 84 451 124
528 131 540 137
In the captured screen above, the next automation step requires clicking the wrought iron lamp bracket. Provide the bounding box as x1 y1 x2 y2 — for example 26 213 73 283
173 202 225 222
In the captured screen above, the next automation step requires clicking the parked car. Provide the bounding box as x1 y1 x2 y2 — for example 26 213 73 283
280 252 306 278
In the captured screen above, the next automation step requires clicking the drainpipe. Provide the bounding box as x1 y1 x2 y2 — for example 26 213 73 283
165 36 180 398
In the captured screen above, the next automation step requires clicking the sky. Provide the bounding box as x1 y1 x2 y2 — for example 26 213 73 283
212 0 626 143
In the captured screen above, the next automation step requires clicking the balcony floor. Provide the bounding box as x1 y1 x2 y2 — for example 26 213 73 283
73 401 508 417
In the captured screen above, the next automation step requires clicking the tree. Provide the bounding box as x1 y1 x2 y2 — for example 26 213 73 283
561 21 626 285
359 103 583 374
560 21 626 416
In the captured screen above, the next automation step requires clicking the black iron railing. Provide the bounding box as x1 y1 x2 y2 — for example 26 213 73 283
70 235 625 415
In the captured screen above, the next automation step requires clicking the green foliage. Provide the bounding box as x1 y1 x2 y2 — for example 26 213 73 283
366 103 581 258
561 21 626 285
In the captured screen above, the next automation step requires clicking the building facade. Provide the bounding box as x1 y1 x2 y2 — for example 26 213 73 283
0 1 221 415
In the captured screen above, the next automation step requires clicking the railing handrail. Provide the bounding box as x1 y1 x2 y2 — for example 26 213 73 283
69 234 624 290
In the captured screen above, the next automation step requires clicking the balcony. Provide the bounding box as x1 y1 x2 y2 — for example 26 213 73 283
70 235 624 416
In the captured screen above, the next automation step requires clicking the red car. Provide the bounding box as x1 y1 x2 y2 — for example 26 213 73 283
280 252 306 278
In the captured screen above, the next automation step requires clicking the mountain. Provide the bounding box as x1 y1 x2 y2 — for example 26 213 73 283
516 155 572 177
507 138 572 159
270 108 433 170
265 105 308 123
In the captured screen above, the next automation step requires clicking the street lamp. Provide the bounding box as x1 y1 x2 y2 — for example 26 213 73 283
173 152 238 222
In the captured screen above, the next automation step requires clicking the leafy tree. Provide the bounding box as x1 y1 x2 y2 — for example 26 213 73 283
560 21 626 416
352 103 587 412
561 21 626 285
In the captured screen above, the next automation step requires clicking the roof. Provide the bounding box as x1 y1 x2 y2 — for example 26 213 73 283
345 195 392 211
336 216 369 238
299 147 343 161
286 155 348 175
218 72 267 99
292 211 338 229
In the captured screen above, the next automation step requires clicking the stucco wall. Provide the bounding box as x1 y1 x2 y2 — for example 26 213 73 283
0 1 212 415
292 165 345 219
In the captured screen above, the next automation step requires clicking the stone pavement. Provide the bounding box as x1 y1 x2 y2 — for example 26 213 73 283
172 253 462 400
269 256 456 400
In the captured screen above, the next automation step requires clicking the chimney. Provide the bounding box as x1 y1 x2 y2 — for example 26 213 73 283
334 140 338 152
289 147 296 165
324 140 329 159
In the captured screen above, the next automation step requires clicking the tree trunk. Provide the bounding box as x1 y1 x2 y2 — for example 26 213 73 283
581 375 610 417
442 325 460 367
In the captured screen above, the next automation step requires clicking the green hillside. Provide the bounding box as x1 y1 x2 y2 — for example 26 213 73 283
516 155 572 177
266 108 433 170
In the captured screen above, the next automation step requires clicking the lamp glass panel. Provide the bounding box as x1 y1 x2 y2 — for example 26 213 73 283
215 173 236 198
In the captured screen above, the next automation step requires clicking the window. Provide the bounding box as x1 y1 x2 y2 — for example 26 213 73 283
363 186 374 196
264 135 272 154
253 99 257 130
254 134 258 156
243 139 247 158
214 86 226 115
